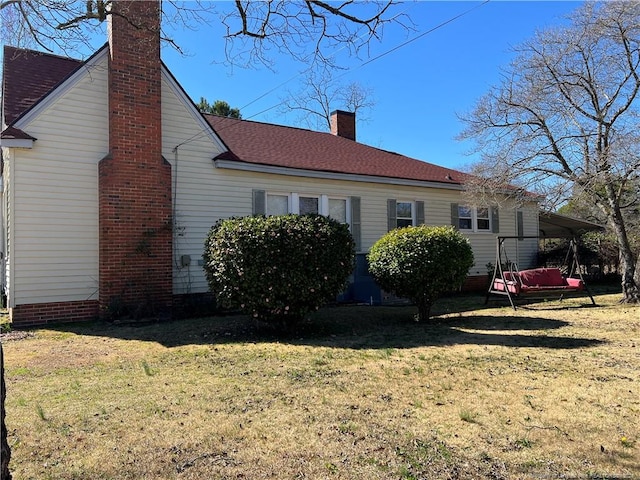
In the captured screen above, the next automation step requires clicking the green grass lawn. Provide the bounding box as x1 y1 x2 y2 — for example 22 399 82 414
2 292 639 479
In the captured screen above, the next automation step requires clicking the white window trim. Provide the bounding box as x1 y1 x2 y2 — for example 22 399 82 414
397 200 415 228
296 194 321 215
324 195 351 225
266 192 351 224
475 207 491 232
266 192 291 216
459 206 492 233
288 193 298 214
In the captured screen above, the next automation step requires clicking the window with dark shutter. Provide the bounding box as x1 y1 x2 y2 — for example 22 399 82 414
252 189 266 215
387 199 397 231
415 201 425 225
451 203 459 229
517 210 524 240
350 196 361 251
491 206 500 233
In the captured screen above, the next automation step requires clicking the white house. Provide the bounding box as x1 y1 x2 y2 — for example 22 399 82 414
0 1 539 326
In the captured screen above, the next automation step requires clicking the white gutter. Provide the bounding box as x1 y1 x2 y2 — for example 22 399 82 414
0 138 34 149
213 159 465 191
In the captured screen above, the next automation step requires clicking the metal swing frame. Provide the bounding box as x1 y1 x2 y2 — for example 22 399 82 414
485 235 596 310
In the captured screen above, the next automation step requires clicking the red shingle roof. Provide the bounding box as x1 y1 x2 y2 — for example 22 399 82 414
0 125 36 140
207 115 469 186
2 45 82 125
2 45 469 186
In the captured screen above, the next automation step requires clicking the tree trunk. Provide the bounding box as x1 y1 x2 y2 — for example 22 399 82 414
415 297 432 322
1 343 11 480
620 251 640 303
608 202 640 303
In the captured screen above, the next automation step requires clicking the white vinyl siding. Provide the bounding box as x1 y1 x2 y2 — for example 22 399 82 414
6 56 108 305
172 146 541 291
1 149 13 304
508 207 539 270
161 74 228 296
4 51 540 308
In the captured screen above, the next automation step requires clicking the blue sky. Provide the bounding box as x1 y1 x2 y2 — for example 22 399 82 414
158 1 580 171
6 1 581 171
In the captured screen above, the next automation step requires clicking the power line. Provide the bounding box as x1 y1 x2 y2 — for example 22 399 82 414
359 0 490 69
238 2 418 113
176 1 491 142
243 0 491 121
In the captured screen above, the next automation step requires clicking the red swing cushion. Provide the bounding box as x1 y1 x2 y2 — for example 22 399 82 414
493 271 521 294
494 268 584 294
518 268 565 287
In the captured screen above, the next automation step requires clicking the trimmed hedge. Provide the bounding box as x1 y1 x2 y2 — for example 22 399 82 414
368 225 474 320
203 214 355 326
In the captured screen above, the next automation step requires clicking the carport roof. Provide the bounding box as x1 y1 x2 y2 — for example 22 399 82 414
539 212 604 238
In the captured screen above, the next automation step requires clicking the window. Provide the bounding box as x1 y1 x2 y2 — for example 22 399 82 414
396 201 414 228
299 196 319 215
476 207 490 231
458 206 473 230
253 189 360 250
328 198 347 223
455 204 497 233
266 194 288 216
387 199 425 231
257 191 349 224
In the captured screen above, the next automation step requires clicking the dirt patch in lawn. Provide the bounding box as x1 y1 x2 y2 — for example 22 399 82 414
3 293 638 479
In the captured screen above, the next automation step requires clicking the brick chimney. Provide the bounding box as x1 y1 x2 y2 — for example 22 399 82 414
99 0 173 318
330 110 356 141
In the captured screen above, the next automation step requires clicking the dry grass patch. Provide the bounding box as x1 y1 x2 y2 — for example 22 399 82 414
2 292 639 479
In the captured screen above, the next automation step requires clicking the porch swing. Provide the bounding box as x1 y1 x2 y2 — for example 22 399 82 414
485 235 596 310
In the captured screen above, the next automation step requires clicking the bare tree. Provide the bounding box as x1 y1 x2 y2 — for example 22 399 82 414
281 69 375 131
0 1 407 67
459 1 640 303
0 3 407 478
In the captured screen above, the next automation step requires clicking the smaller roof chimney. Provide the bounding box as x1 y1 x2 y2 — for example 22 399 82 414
330 110 356 141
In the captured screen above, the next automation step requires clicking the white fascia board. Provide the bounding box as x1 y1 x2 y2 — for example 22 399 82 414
13 48 109 131
0 139 34 149
214 159 465 191
160 67 228 154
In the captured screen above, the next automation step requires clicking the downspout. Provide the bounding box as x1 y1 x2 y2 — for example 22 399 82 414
172 145 179 274
172 146 178 232
171 145 192 294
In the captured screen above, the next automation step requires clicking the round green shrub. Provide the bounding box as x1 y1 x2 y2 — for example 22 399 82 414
368 225 474 321
203 214 355 327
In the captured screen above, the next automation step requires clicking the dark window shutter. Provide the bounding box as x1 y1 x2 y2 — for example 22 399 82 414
491 206 500 233
350 196 361 252
415 201 425 225
387 199 397 231
252 189 266 215
517 210 524 240
451 203 459 229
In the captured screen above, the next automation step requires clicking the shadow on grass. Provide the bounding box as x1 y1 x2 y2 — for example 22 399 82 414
46 300 604 351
